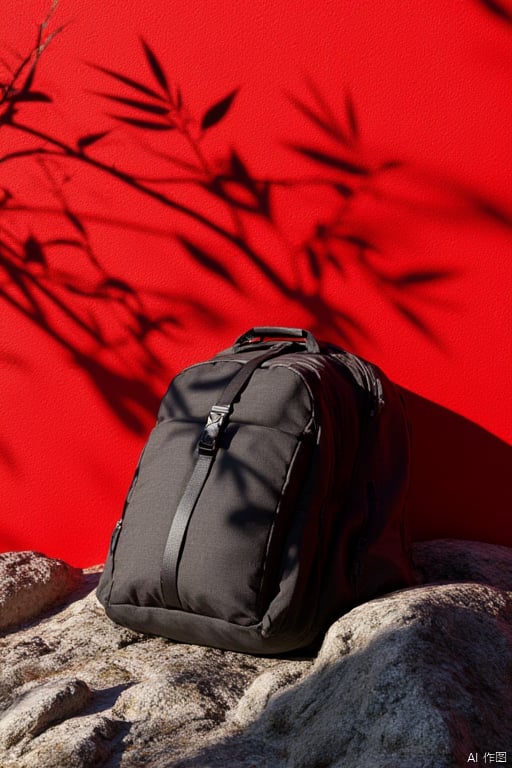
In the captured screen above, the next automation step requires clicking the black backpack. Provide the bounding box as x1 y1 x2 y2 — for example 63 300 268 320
97 327 413 654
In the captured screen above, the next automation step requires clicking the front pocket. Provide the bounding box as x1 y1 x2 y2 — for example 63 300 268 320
175 422 312 625
108 419 312 624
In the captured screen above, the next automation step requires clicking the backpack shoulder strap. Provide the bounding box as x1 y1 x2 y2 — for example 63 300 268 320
160 343 291 608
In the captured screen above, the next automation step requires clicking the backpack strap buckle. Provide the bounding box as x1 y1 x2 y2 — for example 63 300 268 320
198 405 231 455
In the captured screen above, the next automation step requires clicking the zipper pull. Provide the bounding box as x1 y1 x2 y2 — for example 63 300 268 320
110 520 122 554
370 376 385 416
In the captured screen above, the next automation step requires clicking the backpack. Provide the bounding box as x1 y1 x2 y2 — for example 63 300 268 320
97 327 413 654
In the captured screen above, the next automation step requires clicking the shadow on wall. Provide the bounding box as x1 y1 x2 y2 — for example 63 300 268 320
402 389 512 546
476 0 512 24
1 6 511 553
0 11 467 396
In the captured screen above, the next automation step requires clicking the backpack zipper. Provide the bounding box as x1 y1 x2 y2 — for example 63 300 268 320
350 356 385 416
329 349 385 416
109 519 122 554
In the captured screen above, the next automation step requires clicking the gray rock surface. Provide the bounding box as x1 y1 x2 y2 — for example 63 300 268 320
0 551 82 630
0 540 511 767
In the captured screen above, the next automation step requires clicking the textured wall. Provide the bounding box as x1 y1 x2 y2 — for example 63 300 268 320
1 1 511 565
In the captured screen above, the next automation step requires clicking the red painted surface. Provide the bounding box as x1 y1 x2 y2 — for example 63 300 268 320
1 1 511 566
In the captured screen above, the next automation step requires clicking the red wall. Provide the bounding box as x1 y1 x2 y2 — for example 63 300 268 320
2 1 511 566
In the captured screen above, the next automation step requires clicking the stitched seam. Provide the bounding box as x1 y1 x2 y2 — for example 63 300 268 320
255 419 315 618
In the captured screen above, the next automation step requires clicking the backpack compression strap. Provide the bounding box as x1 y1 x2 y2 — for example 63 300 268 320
160 343 292 609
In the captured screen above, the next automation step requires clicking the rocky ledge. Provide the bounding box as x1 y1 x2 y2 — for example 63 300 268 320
0 541 511 767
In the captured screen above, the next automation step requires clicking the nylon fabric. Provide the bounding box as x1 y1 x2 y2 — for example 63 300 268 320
97 328 414 654
159 343 295 611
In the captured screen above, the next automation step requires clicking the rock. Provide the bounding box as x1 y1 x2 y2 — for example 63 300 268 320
0 678 93 750
0 541 511 767
412 538 512 590
4 712 120 768
0 551 82 630
229 661 308 731
225 581 512 768
0 573 274 768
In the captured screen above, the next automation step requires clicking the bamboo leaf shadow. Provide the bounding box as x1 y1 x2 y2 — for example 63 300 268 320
207 151 272 218
390 269 456 286
287 145 369 176
99 94 170 115
201 88 239 131
77 131 110 151
72 353 161 436
177 235 239 287
140 37 171 95
107 114 173 131
285 79 354 146
87 63 165 102
477 0 512 23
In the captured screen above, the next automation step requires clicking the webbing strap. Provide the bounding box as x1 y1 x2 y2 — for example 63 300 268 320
160 343 289 609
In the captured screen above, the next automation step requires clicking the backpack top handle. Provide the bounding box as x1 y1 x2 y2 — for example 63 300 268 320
233 326 321 354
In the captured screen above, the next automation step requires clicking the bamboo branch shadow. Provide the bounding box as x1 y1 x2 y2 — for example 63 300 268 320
0 202 190 432
80 39 467 348
2 11 510 462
